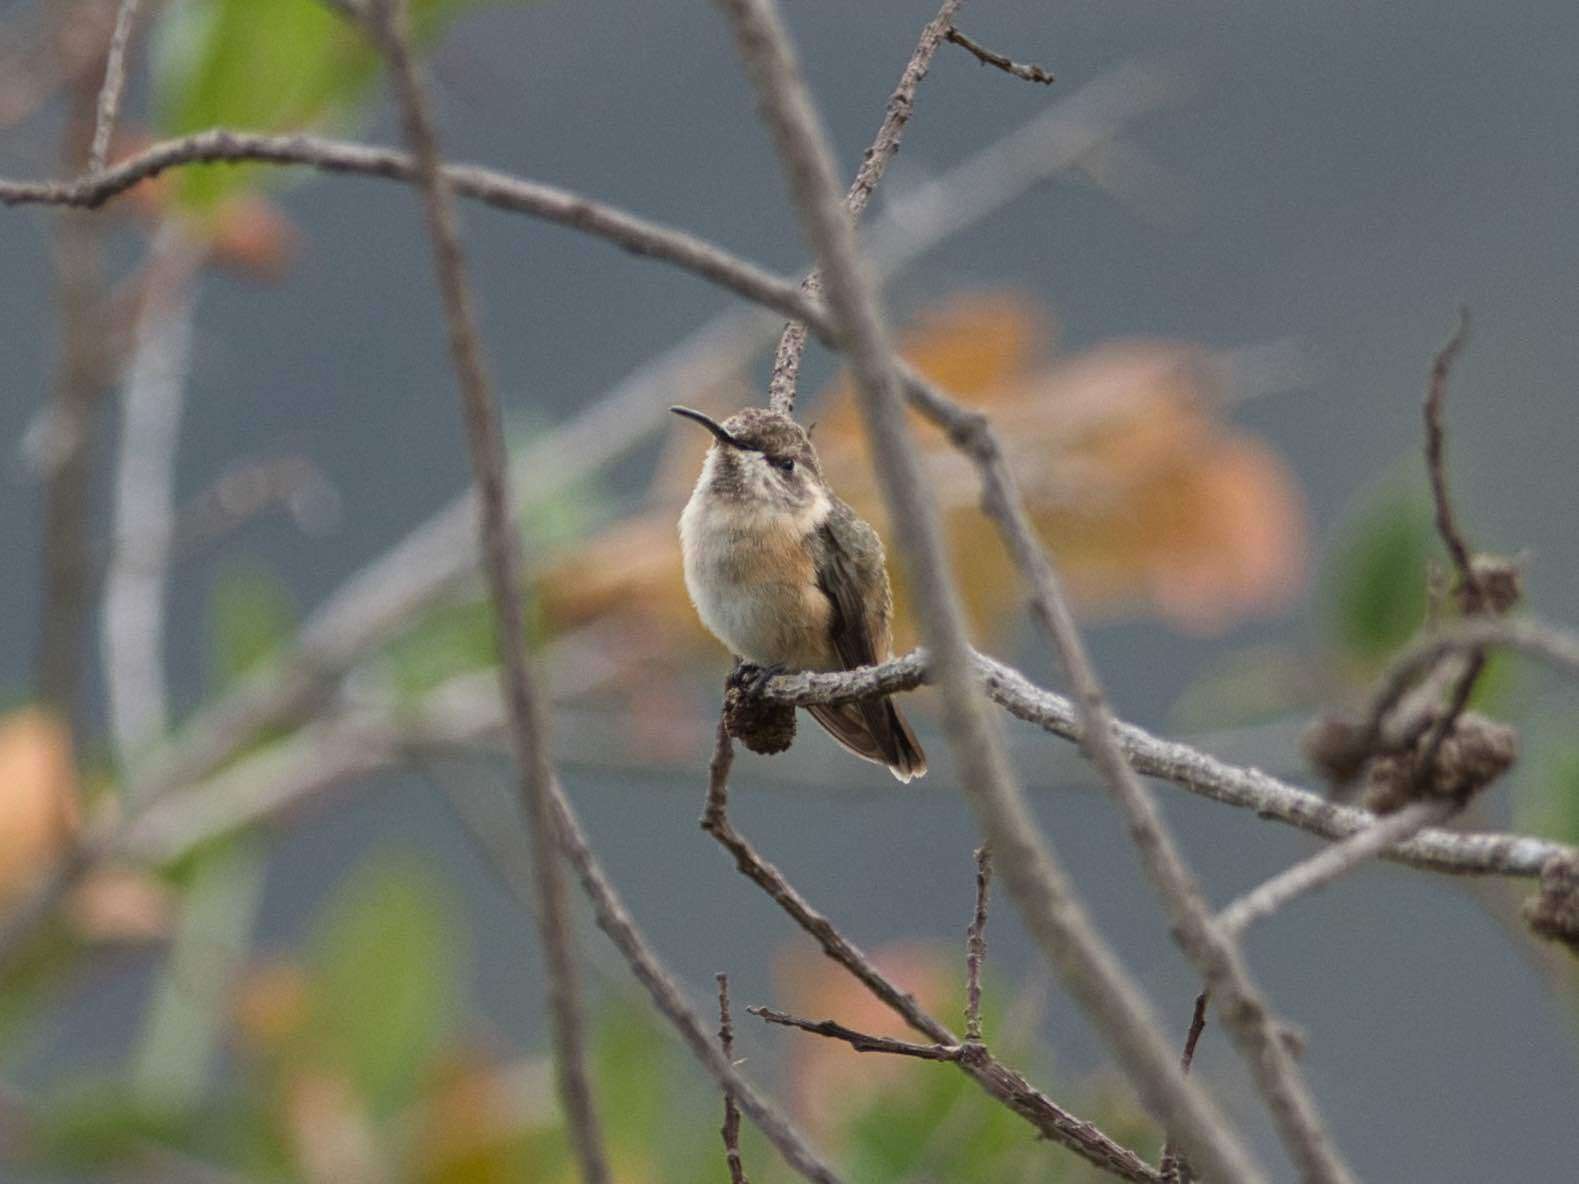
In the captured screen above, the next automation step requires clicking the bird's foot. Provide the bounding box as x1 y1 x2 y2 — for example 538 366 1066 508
728 659 787 698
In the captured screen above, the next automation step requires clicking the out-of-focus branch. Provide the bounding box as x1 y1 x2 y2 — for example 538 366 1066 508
714 2 1263 1179
36 27 117 749
101 229 203 768
1158 993 1209 1184
367 4 609 1181
1216 799 1455 939
88 0 141 173
766 0 964 415
944 27 1054 85
1365 618 1579 734
909 248 1359 1184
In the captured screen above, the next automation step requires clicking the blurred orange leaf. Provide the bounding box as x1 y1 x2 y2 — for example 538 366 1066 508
0 707 79 907
774 941 954 1138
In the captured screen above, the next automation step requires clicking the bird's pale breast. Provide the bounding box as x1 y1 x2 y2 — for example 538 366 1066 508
679 495 835 670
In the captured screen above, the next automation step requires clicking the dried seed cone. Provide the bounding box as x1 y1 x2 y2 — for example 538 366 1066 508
1524 855 1579 958
723 685 797 755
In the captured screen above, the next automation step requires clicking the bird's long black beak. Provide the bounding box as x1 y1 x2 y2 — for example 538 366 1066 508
670 405 746 449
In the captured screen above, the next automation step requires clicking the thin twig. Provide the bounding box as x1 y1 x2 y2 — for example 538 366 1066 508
547 784 848 1184
88 0 141 174
964 845 991 1042
749 1007 963 1061
714 3 1264 1179
1159 993 1209 1184
1411 311 1489 793
945 27 1054 85
1424 308 1477 604
717 974 751 1184
703 722 1162 1183
1216 799 1455 939
367 5 609 1181
767 0 964 415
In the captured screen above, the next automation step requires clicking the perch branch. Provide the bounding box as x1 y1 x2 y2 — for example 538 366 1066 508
368 4 609 1180
945 27 1054 85
767 0 964 414
715 1 1263 1179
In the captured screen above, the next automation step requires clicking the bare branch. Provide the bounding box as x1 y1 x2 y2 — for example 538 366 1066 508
945 27 1054 86
1369 618 1579 723
714 2 1264 1178
749 1006 963 1061
717 974 751 1184
547 784 848 1184
767 0 964 414
1424 309 1476 604
931 391 1357 1182
964 845 991 1042
704 721 1162 1183
1159 993 1209 1184
367 4 609 1180
1216 799 1456 939
88 0 141 174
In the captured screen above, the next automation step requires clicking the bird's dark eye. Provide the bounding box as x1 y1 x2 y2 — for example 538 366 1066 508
771 456 795 474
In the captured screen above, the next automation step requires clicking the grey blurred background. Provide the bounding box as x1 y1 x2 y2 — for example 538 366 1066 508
2 0 1578 1178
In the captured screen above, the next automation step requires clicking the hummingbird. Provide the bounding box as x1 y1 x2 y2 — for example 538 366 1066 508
672 405 927 782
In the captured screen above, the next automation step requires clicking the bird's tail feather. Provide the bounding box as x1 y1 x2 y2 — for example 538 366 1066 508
806 697 927 783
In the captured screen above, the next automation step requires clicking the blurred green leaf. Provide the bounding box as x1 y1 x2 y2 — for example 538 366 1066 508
384 593 501 698
208 562 297 689
32 1079 187 1172
1327 483 1433 664
132 840 266 1117
307 853 467 1113
1521 736 1579 846
381 472 611 698
591 991 714 1182
151 0 490 210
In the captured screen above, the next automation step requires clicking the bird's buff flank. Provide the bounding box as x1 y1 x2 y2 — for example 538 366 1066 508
672 405 926 782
